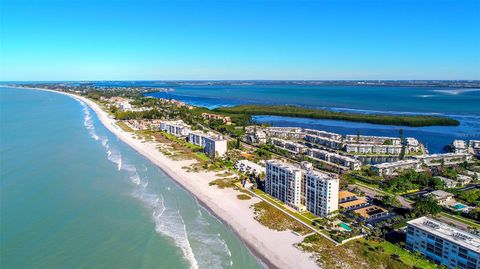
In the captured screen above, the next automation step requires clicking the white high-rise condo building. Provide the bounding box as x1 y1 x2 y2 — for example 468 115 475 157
303 165 339 217
265 160 304 211
265 160 339 217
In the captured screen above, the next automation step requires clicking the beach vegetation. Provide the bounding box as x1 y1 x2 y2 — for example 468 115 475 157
209 177 239 188
251 201 311 235
237 194 252 200
298 235 436 269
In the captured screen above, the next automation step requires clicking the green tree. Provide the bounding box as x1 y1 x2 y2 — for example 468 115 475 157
412 196 442 216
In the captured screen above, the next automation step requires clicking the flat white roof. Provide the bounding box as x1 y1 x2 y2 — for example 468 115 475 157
413 152 468 159
408 216 480 253
373 159 420 169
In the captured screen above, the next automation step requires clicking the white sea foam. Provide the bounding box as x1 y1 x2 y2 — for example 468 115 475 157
152 203 199 269
432 88 480 95
188 209 233 268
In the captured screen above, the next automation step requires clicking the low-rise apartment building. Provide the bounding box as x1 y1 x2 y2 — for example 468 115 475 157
406 217 480 269
159 120 191 137
413 153 472 167
304 134 344 150
306 148 361 170
469 140 480 157
271 138 308 155
345 135 402 145
188 131 228 157
371 159 422 176
304 129 343 141
266 127 305 139
345 143 403 155
452 140 469 154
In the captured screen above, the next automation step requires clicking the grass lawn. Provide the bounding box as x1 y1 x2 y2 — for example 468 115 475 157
251 201 311 235
366 240 437 269
195 152 209 162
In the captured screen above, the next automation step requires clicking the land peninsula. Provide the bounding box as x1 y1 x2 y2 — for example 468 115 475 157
214 104 460 127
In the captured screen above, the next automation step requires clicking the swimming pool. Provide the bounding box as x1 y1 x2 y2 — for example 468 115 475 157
453 204 466 210
339 223 352 231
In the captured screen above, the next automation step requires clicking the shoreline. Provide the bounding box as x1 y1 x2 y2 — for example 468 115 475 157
12 86 319 269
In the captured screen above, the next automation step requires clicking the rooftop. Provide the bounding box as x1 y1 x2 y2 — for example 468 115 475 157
354 205 388 219
427 190 454 200
339 190 357 200
373 159 420 169
339 198 368 208
408 216 480 253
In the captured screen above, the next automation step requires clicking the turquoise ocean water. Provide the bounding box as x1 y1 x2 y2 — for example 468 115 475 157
0 87 264 269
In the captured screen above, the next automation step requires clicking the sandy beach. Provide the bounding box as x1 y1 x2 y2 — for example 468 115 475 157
21 87 319 269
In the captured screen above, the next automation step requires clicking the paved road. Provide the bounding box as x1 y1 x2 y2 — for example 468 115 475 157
349 183 413 209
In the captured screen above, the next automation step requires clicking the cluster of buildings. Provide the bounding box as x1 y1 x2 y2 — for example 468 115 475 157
338 191 389 221
452 140 480 157
105 97 133 111
156 97 194 109
159 120 228 158
265 160 339 217
201 112 232 125
406 216 479 269
244 126 428 173
371 152 473 176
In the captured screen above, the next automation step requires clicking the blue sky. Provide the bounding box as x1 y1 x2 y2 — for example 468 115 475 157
1 0 479 81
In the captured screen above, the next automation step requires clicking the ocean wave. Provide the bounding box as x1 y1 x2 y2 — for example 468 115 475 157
153 206 199 269
416 94 435 98
186 209 232 269
432 88 480 95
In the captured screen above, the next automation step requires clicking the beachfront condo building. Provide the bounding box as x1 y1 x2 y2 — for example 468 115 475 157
159 120 191 137
265 160 339 217
303 165 340 217
188 131 228 158
265 160 305 211
406 216 480 269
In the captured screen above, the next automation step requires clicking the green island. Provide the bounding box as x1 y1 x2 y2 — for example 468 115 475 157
214 104 460 127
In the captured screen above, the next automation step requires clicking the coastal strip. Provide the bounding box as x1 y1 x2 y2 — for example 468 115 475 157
16 87 319 269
